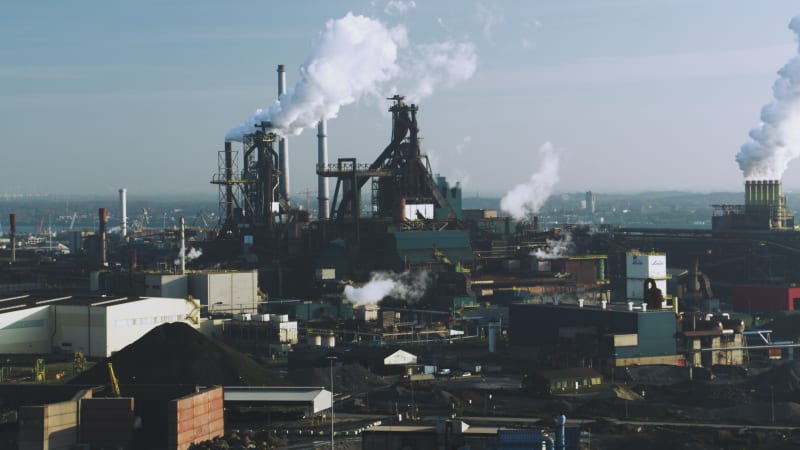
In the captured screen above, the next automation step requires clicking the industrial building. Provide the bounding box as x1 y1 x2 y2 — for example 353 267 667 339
678 313 746 368
712 180 793 231
221 312 298 355
223 386 331 417
731 285 800 312
527 367 604 395
625 251 668 303
144 270 260 312
0 294 199 357
9 384 224 450
509 301 681 370
362 419 585 450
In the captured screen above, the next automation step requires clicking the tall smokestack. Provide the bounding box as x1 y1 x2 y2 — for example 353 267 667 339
317 120 330 219
99 208 107 266
119 188 127 237
756 180 764 206
179 217 185 274
224 141 234 223
765 181 771 207
745 181 752 207
772 180 780 209
277 64 290 203
9 214 16 264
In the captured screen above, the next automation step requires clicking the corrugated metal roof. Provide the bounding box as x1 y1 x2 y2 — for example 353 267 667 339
224 387 327 403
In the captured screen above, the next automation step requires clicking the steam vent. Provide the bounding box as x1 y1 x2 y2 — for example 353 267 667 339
713 179 794 231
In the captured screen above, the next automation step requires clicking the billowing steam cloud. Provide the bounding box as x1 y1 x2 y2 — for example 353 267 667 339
226 13 476 141
384 0 416 16
736 15 800 179
174 247 203 266
395 40 477 103
343 270 430 305
500 142 561 220
532 233 574 260
185 247 202 261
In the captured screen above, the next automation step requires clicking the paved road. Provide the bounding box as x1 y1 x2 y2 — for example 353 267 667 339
460 415 800 431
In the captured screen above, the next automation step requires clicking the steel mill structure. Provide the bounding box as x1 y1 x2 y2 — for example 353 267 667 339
712 179 793 231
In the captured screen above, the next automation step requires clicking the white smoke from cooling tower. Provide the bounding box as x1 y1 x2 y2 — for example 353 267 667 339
343 271 430 305
736 15 800 179
500 142 561 220
225 13 476 141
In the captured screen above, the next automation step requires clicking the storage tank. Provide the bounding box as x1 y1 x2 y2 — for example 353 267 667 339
314 335 322 346
488 321 501 353
324 335 336 348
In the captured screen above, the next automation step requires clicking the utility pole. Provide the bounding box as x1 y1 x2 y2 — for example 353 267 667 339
771 386 775 423
328 356 337 449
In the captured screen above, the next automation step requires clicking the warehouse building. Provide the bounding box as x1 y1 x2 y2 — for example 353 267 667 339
509 301 681 371
144 270 259 312
0 294 198 357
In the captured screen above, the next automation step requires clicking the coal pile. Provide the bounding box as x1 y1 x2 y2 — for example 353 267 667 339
70 322 285 387
291 363 388 395
754 361 800 398
765 314 800 341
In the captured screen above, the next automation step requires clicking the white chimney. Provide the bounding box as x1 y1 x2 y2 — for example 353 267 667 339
119 188 127 237
179 217 185 274
277 64 290 202
317 120 330 219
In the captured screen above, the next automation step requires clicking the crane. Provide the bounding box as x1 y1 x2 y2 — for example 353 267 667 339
107 362 121 397
69 213 77 231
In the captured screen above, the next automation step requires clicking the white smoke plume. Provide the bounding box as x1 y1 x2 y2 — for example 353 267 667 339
500 142 561 220
384 0 416 15
736 15 800 179
186 247 203 261
475 2 504 42
395 40 477 103
175 246 203 266
532 233 574 260
226 13 476 141
343 270 430 305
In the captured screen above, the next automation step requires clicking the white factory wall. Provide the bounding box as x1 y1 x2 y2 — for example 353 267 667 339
104 297 195 356
144 274 188 299
279 321 299 344
626 253 667 279
0 298 197 357
52 305 107 357
626 252 668 301
189 271 258 311
0 305 51 353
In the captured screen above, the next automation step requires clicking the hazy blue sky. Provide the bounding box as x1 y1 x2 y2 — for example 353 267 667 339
2 0 799 200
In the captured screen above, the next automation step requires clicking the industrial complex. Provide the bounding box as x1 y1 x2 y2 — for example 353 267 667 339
3 62 800 449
